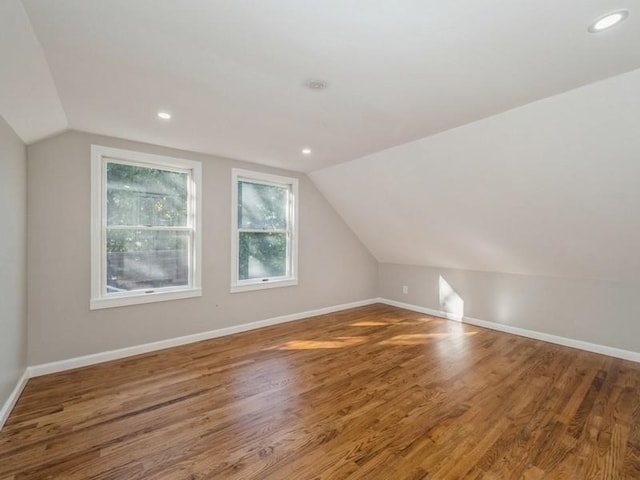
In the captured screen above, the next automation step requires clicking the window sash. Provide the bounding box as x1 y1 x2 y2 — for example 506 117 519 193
91 145 202 309
104 228 194 295
231 169 298 292
105 159 193 229
236 181 292 282
102 160 196 296
237 230 291 282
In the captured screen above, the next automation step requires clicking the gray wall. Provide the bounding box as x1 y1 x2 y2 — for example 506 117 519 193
379 263 640 352
0 115 27 405
27 130 377 365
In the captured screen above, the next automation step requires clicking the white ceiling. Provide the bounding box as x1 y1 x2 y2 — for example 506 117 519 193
0 0 66 143
7 0 639 172
311 68 640 282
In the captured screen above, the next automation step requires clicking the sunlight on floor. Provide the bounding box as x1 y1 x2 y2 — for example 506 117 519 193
394 319 438 326
268 336 367 350
350 321 389 327
380 331 477 346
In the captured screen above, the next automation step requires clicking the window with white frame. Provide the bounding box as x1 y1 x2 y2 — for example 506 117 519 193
231 169 298 292
90 145 202 309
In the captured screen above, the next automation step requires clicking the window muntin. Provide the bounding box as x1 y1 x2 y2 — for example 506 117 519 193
91 146 201 309
231 170 298 292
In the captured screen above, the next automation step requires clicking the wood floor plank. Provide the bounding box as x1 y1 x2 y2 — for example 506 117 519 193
1 304 640 479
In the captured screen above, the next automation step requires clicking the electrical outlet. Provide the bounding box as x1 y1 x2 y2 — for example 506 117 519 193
402 285 409 294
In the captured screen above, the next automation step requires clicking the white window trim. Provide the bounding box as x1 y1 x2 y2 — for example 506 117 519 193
230 168 299 293
90 145 202 310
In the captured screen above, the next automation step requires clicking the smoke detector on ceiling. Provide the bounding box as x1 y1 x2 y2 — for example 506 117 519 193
304 79 328 91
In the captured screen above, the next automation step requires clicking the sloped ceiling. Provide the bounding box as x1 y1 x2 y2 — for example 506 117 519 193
0 0 66 142
8 0 640 172
310 69 640 282
3 1 639 281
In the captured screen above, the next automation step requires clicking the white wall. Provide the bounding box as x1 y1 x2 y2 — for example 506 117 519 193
0 114 27 406
27 130 377 365
379 263 640 353
311 68 640 282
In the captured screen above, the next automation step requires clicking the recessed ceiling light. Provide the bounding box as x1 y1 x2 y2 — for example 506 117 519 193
157 111 172 120
588 10 629 32
301 148 312 155
304 80 328 91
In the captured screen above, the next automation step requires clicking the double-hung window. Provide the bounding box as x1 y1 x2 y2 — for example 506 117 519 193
90 145 202 309
231 169 298 292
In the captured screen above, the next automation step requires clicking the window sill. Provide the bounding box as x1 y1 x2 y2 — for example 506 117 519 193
90 288 202 310
230 278 298 293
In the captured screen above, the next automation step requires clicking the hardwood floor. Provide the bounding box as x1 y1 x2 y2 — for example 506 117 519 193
1 304 640 479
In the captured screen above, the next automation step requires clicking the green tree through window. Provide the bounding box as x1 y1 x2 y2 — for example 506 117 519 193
238 181 288 280
106 162 189 291
231 169 298 291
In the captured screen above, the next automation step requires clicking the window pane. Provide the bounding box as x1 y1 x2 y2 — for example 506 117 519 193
239 232 287 280
106 229 189 291
107 162 188 227
238 181 287 230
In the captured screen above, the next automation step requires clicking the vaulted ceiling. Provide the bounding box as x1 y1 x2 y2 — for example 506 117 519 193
4 0 640 172
311 69 640 281
2 0 639 281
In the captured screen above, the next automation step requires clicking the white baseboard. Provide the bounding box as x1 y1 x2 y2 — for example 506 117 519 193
378 297 640 363
0 369 29 430
379 298 463 321
14 295 638 431
28 298 379 377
